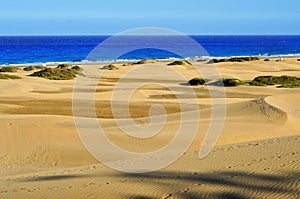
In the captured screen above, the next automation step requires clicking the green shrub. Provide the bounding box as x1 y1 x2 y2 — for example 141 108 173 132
208 57 259 64
250 75 300 86
29 68 78 80
248 81 267 86
278 84 300 88
297 59 300 61
207 59 227 64
0 66 18 72
168 60 191 66
23 66 36 71
35 66 46 70
216 78 247 87
188 77 206 86
134 60 158 65
57 63 71 69
102 64 119 70
71 65 82 71
0 74 21 79
264 59 270 61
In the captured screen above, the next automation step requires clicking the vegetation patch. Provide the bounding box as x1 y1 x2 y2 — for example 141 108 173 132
102 64 119 70
249 75 300 86
168 60 192 66
0 66 18 72
208 57 259 64
186 75 300 88
215 78 247 87
188 77 206 86
29 68 78 80
264 59 270 61
248 81 267 86
0 74 22 79
23 66 46 71
23 66 36 71
35 66 46 69
134 60 158 65
57 63 71 69
278 84 300 88
71 65 82 71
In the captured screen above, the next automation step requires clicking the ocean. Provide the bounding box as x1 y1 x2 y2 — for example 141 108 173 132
0 35 300 66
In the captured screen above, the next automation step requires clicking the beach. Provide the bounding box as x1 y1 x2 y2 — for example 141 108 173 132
0 58 300 198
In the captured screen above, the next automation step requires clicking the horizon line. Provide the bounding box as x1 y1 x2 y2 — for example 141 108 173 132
0 34 300 36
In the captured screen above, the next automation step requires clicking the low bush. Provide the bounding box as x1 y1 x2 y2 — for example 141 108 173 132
216 78 247 87
102 64 119 70
188 77 206 86
23 66 36 71
264 59 270 61
250 75 300 86
0 74 21 79
248 81 267 86
278 84 300 88
35 66 46 70
71 65 82 71
134 60 158 65
29 68 78 80
0 66 18 72
208 57 259 64
57 63 71 69
168 60 191 66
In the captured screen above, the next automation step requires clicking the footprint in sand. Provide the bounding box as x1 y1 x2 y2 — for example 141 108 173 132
84 182 95 187
162 193 173 199
48 186 59 190
182 188 189 193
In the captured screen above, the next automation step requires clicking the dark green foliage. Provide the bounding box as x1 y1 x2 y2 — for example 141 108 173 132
57 63 71 69
188 77 206 86
250 75 300 86
0 74 21 79
0 66 18 72
102 64 119 70
278 84 300 88
134 60 158 64
168 60 192 66
23 66 36 71
35 66 46 69
264 59 270 61
71 65 82 71
248 81 267 86
216 78 247 87
208 59 227 64
208 57 259 64
29 68 78 80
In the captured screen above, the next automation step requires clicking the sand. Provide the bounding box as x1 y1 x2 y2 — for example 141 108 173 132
0 58 299 198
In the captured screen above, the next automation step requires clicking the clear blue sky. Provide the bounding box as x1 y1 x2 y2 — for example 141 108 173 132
1 0 299 35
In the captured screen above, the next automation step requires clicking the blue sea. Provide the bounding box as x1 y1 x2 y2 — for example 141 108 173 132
0 35 300 66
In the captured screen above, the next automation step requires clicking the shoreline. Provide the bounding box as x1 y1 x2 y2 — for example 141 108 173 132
1 54 300 67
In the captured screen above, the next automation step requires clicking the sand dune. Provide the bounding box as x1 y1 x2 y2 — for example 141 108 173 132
0 59 299 198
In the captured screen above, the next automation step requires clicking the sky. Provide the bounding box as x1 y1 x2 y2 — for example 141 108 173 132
0 0 299 35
